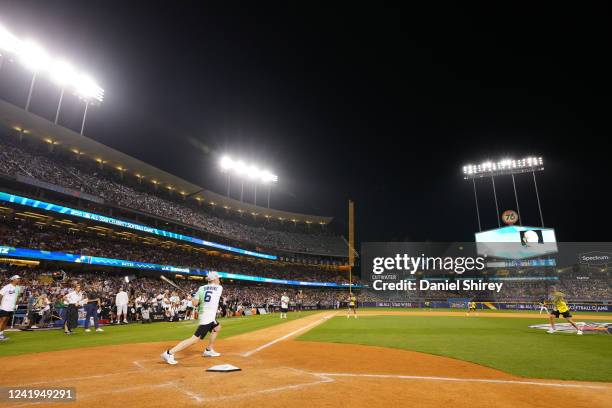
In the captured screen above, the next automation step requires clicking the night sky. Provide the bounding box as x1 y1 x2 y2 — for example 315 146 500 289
1 2 610 243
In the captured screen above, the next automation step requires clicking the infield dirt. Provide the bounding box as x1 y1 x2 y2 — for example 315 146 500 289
0 311 610 408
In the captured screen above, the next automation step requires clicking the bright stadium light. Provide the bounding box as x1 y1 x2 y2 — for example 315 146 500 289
75 73 104 102
463 155 546 232
462 156 543 178
50 59 76 85
0 25 20 54
247 165 260 179
261 170 278 183
0 23 105 131
220 156 234 171
234 160 248 176
218 155 278 206
19 40 50 72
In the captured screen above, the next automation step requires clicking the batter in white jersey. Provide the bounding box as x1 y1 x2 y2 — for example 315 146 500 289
161 272 223 365
0 275 22 341
196 283 223 324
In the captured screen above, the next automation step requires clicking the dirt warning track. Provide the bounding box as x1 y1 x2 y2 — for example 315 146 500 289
0 312 610 408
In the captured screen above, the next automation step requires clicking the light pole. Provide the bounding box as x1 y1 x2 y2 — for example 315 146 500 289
80 100 89 135
472 178 481 231
75 75 104 136
490 172 501 228
511 173 522 225
54 86 64 124
532 170 544 227
50 60 76 125
24 71 37 112
19 41 49 112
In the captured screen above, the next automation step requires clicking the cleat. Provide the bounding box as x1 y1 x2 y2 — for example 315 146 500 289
203 349 221 357
546 329 555 334
161 351 177 365
577 330 583 335
84 329 91 332
96 328 104 332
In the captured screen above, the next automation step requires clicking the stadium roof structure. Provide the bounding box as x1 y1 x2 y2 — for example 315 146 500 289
0 99 333 225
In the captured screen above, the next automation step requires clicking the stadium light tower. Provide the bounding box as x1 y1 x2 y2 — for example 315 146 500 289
219 155 278 207
463 156 545 230
19 40 49 112
0 23 105 134
50 59 76 124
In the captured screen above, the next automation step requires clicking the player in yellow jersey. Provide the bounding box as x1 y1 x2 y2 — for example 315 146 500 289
548 290 582 335
347 293 357 319
466 301 477 316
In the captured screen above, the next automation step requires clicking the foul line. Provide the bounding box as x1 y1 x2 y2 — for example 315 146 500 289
197 368 334 403
241 312 336 357
314 373 611 390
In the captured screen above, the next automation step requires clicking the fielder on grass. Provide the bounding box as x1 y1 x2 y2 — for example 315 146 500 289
161 272 223 365
547 290 582 335
347 293 357 319
466 301 477 316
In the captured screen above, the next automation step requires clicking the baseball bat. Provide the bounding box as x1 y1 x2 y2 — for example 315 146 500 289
160 275 190 295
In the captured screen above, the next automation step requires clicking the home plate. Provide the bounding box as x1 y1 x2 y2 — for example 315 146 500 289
206 364 242 372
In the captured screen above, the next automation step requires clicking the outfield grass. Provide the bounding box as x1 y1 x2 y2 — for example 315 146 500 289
357 307 612 315
0 311 317 357
298 315 612 382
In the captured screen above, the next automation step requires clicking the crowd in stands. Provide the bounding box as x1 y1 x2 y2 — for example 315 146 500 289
0 136 346 256
0 219 352 285
0 267 349 328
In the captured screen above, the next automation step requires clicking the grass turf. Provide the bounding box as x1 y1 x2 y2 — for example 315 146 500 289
356 307 612 315
0 311 317 357
298 315 612 382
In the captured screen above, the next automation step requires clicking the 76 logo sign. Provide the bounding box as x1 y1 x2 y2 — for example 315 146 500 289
501 210 519 225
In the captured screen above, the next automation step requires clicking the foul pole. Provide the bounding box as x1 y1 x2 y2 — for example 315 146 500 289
348 199 355 295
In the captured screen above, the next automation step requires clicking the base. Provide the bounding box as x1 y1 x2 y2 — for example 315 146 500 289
206 364 242 372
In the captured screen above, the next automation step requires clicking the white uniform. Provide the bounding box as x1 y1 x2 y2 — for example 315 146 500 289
197 284 223 325
281 296 289 310
116 291 129 317
0 284 21 312
65 290 83 306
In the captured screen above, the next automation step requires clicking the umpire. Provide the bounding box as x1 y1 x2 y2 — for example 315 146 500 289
63 282 83 334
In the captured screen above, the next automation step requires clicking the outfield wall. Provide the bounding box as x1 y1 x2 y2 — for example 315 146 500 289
359 301 612 312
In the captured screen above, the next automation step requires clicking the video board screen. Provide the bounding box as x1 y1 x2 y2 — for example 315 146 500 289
475 225 558 260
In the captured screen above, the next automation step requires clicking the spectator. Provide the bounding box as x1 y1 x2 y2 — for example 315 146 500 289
115 287 129 324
